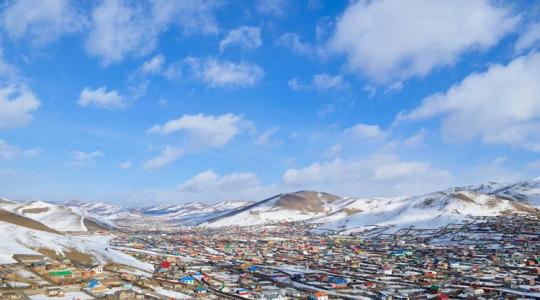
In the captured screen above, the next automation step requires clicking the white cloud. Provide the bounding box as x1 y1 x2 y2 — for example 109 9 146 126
78 87 127 110
68 150 104 167
185 57 264 87
148 113 250 148
220 26 262 51
137 54 165 75
127 170 278 204
330 0 518 82
398 52 540 151
256 0 289 17
85 0 156 65
287 78 302 91
86 0 220 64
143 146 184 170
0 140 39 160
282 155 451 197
179 170 260 193
289 73 345 92
0 85 41 129
344 123 386 141
278 33 315 56
515 22 540 52
2 0 83 45
118 161 132 169
255 127 279 146
402 129 427 148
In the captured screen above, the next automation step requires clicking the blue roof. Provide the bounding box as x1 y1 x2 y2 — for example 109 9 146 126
329 276 348 284
88 279 100 287
180 276 195 282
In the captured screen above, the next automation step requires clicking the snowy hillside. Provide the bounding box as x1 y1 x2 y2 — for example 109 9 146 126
0 200 113 232
201 191 346 228
0 220 152 271
2 177 538 232
317 189 537 234
138 200 252 225
65 200 139 221
142 201 208 217
201 179 540 230
467 177 540 208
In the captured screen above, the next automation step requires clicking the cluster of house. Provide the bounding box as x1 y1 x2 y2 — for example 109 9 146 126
1 254 169 299
4 213 534 299
109 213 539 299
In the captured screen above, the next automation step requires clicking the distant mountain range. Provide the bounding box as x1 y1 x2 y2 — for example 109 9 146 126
0 177 538 266
2 177 539 233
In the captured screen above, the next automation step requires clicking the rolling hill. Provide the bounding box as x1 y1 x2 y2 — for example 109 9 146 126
200 179 540 230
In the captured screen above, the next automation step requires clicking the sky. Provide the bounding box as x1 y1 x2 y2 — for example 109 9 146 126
0 0 540 206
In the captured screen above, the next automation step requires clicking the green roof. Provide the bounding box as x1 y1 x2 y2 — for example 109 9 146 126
48 270 72 276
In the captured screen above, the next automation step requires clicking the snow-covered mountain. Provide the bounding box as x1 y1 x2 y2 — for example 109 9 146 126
0 210 152 271
140 200 253 225
64 200 139 221
0 200 114 232
142 201 209 217
2 177 538 231
201 179 540 230
317 189 536 234
201 191 346 228
466 177 540 208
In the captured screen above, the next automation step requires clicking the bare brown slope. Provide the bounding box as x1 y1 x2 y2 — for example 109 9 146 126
0 208 60 234
82 218 111 232
275 191 341 213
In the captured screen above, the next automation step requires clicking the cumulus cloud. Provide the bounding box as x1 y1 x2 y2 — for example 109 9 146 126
148 113 250 148
85 0 220 64
68 150 104 167
0 85 41 129
220 26 262 51
344 123 386 141
330 0 518 82
0 140 40 160
397 53 540 151
282 154 451 197
1 0 83 45
143 146 184 170
78 87 127 110
185 57 264 87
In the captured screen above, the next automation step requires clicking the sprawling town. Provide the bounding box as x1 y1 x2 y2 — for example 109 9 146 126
1 213 538 300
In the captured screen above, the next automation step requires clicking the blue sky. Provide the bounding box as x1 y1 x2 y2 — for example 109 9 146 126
1 0 540 206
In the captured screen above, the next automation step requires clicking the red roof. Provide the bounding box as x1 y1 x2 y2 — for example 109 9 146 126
160 261 171 269
437 293 450 300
